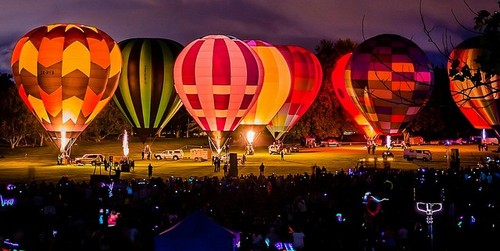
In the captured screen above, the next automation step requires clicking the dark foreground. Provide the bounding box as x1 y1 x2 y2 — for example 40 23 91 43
0 162 498 251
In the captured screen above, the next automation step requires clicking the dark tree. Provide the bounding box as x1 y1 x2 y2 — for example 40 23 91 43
423 1 500 100
0 73 43 148
408 66 473 140
291 39 358 141
81 101 131 142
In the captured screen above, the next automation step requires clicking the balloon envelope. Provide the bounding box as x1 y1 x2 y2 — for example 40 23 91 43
448 36 496 130
345 34 433 136
173 35 264 152
332 53 379 138
266 45 323 140
10 24 122 151
240 40 291 126
114 38 184 143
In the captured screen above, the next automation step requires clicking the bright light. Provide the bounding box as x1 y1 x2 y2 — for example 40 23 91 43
246 130 256 144
386 135 391 149
123 130 129 156
483 129 486 140
60 130 67 152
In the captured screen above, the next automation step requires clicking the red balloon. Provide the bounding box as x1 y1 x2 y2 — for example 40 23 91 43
267 45 323 140
174 35 264 152
332 53 380 139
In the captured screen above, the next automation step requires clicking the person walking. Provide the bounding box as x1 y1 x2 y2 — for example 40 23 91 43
280 149 285 160
148 163 153 178
259 162 265 176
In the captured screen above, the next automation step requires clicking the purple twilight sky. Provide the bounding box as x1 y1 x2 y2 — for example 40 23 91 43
0 0 496 74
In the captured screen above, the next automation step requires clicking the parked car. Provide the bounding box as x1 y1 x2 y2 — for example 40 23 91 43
268 144 281 155
290 145 300 153
75 154 105 165
382 151 395 159
320 139 341 147
154 149 184 160
403 148 432 161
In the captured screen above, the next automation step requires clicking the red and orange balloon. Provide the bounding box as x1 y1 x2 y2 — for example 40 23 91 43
448 36 496 130
11 24 122 151
332 53 379 139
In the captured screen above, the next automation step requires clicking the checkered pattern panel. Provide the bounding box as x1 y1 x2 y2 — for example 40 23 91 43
345 34 433 135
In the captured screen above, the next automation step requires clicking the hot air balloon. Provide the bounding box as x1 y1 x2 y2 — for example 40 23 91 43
266 45 323 141
448 36 496 131
114 38 184 144
173 35 264 154
332 53 379 139
238 40 292 154
10 24 122 153
345 34 433 147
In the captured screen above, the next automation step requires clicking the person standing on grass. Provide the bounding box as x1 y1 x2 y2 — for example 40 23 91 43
148 163 153 178
259 162 265 176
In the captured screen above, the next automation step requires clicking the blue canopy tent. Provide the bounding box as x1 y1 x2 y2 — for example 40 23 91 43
154 211 240 251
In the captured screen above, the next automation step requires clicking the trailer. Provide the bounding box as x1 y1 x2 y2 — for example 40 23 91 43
189 148 212 162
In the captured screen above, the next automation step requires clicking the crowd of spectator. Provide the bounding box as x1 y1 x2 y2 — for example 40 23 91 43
0 163 500 251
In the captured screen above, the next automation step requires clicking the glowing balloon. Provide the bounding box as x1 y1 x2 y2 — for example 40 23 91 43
266 45 323 140
345 34 433 136
173 35 264 153
114 38 184 143
239 39 292 144
332 53 379 139
10 24 122 151
448 36 496 130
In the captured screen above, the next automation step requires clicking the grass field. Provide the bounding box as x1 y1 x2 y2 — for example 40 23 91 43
0 135 497 183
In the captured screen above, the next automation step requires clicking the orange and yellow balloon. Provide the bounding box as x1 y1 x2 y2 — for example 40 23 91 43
239 40 292 139
448 36 496 130
11 24 122 152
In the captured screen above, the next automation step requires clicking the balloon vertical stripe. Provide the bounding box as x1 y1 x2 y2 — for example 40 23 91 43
114 38 183 143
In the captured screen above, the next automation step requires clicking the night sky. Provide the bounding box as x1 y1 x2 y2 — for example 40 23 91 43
0 0 495 73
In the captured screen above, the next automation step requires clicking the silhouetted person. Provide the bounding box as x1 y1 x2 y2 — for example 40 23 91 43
259 162 265 176
148 163 153 178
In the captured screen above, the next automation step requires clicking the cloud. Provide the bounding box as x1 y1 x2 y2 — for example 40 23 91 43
0 0 496 74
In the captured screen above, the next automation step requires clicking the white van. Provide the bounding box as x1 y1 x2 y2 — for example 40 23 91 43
403 148 432 161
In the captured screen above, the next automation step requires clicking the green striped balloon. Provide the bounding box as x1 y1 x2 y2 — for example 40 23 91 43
114 38 184 143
